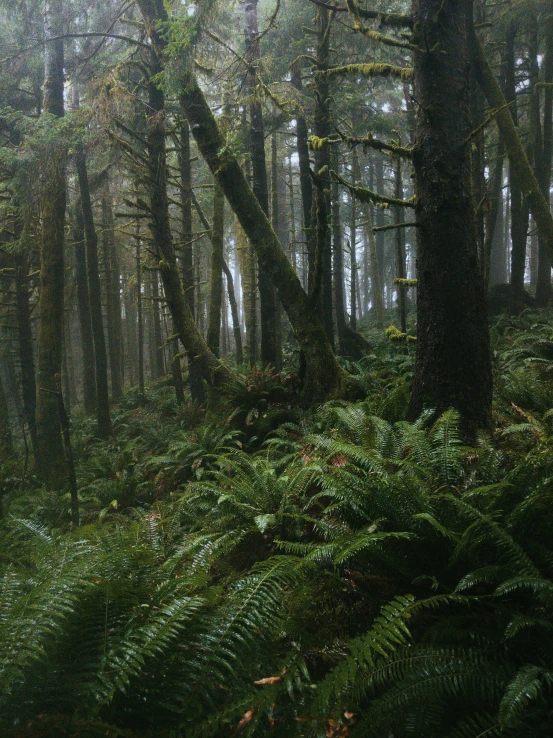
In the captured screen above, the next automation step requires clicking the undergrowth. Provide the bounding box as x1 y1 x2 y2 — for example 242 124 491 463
1 313 553 737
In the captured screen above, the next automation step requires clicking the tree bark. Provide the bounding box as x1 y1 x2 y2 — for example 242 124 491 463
394 156 408 333
408 0 492 436
101 183 124 400
35 0 67 486
535 6 553 307
223 259 244 365
178 119 206 404
244 0 278 368
312 7 335 346
75 146 112 438
0 369 13 460
207 182 225 357
14 252 38 460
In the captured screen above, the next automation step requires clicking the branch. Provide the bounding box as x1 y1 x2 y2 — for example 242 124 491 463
345 0 419 52
332 170 416 208
337 128 413 158
307 0 413 28
318 62 413 81
0 32 149 65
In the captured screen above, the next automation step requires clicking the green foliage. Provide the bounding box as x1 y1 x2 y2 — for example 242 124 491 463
2 312 553 736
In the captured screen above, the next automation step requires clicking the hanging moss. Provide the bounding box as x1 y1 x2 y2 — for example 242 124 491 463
332 170 416 209
394 278 418 287
320 63 413 81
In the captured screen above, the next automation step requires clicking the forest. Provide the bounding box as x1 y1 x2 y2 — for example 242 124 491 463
1 0 553 735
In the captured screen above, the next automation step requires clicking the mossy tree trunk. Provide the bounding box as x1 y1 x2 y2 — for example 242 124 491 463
408 0 492 436
137 1 348 402
75 147 112 438
35 0 67 486
364 205 385 329
312 7 335 347
394 156 408 334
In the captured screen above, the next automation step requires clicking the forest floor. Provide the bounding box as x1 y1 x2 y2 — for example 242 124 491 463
2 309 553 737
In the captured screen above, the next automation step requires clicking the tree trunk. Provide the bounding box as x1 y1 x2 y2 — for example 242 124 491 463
0 369 13 460
143 59 230 389
150 270 165 379
535 6 553 307
101 184 124 401
14 252 38 461
271 130 283 370
71 205 97 412
244 0 278 368
312 7 335 346
223 259 243 365
408 0 492 436
178 119 206 404
291 62 314 287
207 182 225 357
135 221 145 405
471 25 553 283
485 142 505 287
35 0 67 486
365 206 385 329
75 147 112 438
137 1 348 402
394 157 408 334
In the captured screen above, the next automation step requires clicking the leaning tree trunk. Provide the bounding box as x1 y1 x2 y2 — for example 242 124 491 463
143 58 230 389
408 0 493 436
75 147 112 438
35 0 67 486
137 0 348 402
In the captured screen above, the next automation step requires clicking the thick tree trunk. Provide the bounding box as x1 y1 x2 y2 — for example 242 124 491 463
101 184 124 401
408 0 492 435
207 183 225 357
236 218 258 367
35 0 67 486
271 130 283 370
75 147 112 438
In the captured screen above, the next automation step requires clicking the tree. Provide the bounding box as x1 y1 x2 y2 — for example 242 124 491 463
35 0 68 486
407 0 492 434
